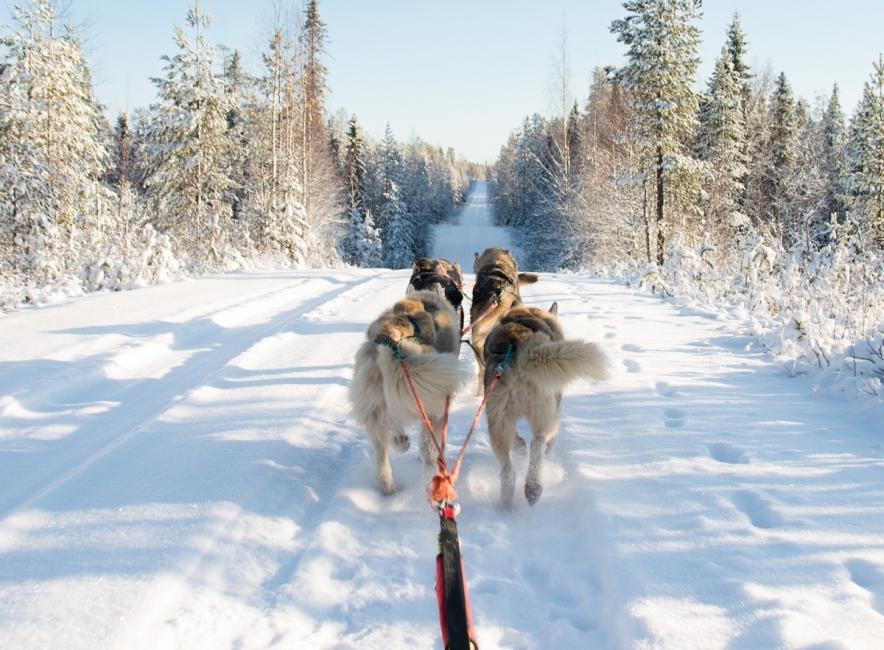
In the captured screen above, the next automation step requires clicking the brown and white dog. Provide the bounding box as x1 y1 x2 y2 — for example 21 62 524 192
469 247 538 393
406 257 465 332
350 290 466 495
483 303 608 508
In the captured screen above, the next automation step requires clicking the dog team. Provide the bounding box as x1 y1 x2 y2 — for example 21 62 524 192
349 247 609 508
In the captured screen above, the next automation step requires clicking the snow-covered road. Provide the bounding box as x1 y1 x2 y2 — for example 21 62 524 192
1 185 883 649
431 181 518 271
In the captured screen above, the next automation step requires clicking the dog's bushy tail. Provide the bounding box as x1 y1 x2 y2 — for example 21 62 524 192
519 339 609 390
518 272 539 284
377 346 466 418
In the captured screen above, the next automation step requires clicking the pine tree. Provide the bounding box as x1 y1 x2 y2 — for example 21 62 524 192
765 72 799 230
222 49 251 221
820 85 847 222
375 123 405 243
696 47 748 241
610 0 704 264
339 116 371 265
0 0 111 286
110 113 137 191
567 102 584 189
141 0 235 268
725 13 752 97
344 116 366 215
845 56 884 246
380 124 404 194
298 0 328 214
381 181 415 268
724 13 753 211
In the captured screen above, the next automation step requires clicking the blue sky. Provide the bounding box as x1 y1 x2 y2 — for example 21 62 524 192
2 1 882 162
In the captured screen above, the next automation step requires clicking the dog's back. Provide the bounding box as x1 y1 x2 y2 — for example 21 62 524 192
468 248 539 392
407 258 464 331
483 305 607 392
350 290 465 494
483 304 607 506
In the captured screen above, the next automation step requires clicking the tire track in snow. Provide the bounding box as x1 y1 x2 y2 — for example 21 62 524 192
0 273 387 518
96 271 411 647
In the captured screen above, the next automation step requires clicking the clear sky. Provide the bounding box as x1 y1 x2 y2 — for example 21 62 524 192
2 1 882 162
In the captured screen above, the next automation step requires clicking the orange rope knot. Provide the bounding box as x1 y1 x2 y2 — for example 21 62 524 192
430 470 458 504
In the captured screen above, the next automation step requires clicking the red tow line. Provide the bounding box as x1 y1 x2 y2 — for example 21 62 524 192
399 358 508 650
460 299 498 338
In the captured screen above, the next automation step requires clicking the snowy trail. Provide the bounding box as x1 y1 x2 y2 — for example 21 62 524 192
2 187 883 648
432 181 519 270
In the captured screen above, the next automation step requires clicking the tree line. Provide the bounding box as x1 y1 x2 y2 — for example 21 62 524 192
0 0 475 307
492 2 883 272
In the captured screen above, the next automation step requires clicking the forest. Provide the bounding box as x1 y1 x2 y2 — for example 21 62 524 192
0 0 476 307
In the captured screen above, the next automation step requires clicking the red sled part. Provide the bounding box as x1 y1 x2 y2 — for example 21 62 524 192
435 514 477 649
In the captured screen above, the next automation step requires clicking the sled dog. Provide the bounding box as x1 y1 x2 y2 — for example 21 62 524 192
350 290 465 495
406 257 465 332
469 247 539 393
483 303 608 507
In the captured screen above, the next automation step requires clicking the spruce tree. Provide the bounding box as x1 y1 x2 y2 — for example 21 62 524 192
724 13 753 210
381 181 416 269
0 0 110 286
141 0 235 268
765 72 799 230
845 56 884 246
725 13 752 96
696 47 748 239
820 85 846 222
611 0 704 264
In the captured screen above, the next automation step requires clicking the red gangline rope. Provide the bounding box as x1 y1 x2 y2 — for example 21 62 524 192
400 360 504 504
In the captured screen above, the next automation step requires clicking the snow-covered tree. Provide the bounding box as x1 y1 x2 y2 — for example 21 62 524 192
221 49 252 222
610 0 705 264
0 0 111 287
725 13 752 100
381 181 416 268
764 72 800 230
820 85 847 223
696 47 749 242
845 56 884 246
141 1 235 269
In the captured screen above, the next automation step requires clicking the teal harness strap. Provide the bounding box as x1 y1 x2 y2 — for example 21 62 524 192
374 334 405 360
495 343 514 376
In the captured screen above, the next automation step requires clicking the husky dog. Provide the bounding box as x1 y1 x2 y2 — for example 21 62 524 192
406 258 465 332
483 303 608 507
469 247 538 393
350 290 465 495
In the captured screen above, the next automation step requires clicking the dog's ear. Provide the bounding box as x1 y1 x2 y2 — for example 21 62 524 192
411 260 419 273
452 262 463 283
548 301 558 316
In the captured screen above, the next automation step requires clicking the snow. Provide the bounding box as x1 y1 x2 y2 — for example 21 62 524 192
1 186 883 649
431 181 519 271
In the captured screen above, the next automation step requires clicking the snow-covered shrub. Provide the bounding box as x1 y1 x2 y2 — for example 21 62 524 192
630 215 884 402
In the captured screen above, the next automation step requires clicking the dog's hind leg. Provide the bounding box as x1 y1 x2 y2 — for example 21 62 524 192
525 399 560 505
419 415 444 477
367 411 395 495
487 406 518 509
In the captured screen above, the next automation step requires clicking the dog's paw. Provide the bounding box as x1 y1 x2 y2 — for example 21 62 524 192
379 480 395 496
525 480 543 505
393 433 410 452
378 471 395 496
514 434 527 455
